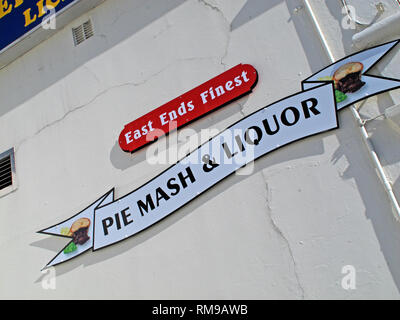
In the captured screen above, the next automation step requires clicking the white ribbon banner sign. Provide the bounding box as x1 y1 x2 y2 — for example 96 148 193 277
39 40 400 269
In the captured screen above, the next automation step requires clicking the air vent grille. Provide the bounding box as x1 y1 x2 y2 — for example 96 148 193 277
0 154 12 191
83 20 94 39
72 19 94 46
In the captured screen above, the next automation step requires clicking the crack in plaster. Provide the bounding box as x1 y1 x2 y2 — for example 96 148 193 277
237 101 246 117
14 0 235 151
15 57 215 151
198 0 231 69
153 16 173 39
260 171 306 299
15 81 147 152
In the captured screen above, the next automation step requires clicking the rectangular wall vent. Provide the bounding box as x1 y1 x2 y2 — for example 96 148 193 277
0 149 14 192
72 19 94 46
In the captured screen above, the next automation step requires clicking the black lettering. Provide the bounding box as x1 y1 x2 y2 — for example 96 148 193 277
167 177 180 196
302 98 320 119
156 187 170 206
137 194 155 216
178 167 196 188
115 213 122 230
244 126 263 145
102 217 113 236
281 107 300 126
121 207 133 226
222 142 237 159
262 115 280 135
235 135 246 151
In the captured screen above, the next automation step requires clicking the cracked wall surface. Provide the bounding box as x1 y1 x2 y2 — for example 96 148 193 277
0 0 400 299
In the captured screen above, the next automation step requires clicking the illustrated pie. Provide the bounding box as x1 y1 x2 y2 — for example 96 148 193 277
333 62 366 93
70 218 91 245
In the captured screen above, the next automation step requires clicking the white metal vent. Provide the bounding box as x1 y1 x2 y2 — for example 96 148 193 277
72 19 94 46
0 149 14 192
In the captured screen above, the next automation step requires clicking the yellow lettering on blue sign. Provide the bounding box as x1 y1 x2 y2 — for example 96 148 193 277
0 0 12 19
23 0 64 27
0 0 66 27
46 0 60 9
37 0 47 18
23 7 36 26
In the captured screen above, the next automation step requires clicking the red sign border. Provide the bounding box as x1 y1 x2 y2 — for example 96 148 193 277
119 64 259 154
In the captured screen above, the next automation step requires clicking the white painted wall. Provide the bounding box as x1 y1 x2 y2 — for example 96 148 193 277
1 0 400 299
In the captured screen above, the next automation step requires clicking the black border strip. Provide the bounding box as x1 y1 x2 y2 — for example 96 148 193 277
302 40 400 110
303 77 400 111
302 39 400 83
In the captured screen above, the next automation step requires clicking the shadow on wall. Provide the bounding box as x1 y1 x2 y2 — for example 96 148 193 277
0 0 188 119
320 1 400 294
325 0 357 56
285 0 330 73
31 127 326 280
109 0 328 172
29 0 400 291
31 0 400 292
231 0 330 74
364 92 400 292
231 0 282 30
31 0 333 279
325 3 400 285
368 114 400 207
331 110 400 294
0 0 287 119
110 99 249 170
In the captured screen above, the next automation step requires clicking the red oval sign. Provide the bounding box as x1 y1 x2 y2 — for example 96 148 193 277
119 64 258 153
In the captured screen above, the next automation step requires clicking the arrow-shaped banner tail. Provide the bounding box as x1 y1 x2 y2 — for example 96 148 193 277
38 189 115 268
302 40 400 110
38 40 400 269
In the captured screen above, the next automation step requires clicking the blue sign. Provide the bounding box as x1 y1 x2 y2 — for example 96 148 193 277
0 0 80 52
